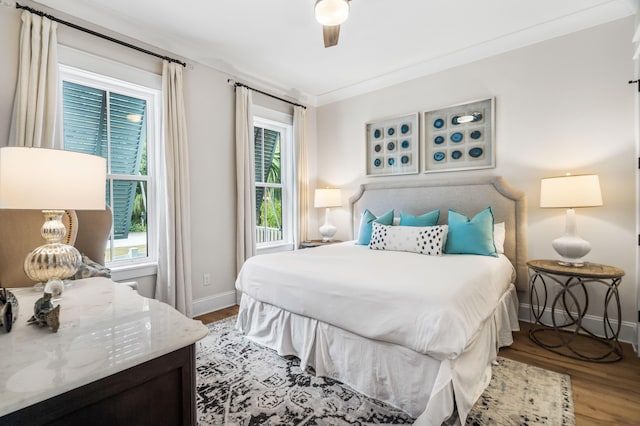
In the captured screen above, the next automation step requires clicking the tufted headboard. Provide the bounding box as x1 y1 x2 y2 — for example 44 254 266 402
350 176 528 291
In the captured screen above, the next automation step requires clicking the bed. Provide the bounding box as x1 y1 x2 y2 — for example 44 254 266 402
235 176 527 425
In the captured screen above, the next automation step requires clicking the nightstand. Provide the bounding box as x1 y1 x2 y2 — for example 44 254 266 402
299 239 343 249
527 259 625 362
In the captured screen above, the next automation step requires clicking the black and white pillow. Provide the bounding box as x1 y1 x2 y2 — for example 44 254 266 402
369 221 390 250
369 222 448 256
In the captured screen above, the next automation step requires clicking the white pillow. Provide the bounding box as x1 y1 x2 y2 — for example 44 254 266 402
494 222 505 254
369 222 448 256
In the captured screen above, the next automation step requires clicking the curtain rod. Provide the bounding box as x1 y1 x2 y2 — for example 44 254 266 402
15 3 187 67
228 79 307 109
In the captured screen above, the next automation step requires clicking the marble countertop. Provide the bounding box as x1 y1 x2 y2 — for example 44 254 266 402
0 277 208 417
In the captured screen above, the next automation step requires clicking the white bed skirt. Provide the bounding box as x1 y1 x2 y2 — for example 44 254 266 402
236 284 519 425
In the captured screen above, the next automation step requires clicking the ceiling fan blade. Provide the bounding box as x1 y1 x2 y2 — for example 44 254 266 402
323 25 340 48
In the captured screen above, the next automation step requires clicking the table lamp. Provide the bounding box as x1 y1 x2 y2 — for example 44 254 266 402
314 188 342 242
0 147 106 293
540 174 603 267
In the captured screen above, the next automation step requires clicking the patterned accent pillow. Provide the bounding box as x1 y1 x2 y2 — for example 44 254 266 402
369 222 448 256
72 254 111 280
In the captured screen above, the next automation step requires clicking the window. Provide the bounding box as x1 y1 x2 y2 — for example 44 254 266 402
59 64 160 267
254 110 294 251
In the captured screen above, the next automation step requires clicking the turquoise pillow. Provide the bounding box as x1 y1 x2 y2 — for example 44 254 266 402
444 207 497 257
399 209 440 227
356 209 394 245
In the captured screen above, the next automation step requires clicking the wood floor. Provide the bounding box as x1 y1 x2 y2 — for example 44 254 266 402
195 306 640 425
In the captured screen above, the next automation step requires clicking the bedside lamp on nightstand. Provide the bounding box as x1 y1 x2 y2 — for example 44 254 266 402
314 188 342 242
540 173 603 267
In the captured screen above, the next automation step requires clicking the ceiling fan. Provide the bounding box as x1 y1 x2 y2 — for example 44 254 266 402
314 0 350 48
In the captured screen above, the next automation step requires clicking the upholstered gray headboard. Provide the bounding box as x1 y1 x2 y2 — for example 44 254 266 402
350 176 528 291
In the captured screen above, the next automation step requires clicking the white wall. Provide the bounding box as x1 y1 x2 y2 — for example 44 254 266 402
314 18 638 332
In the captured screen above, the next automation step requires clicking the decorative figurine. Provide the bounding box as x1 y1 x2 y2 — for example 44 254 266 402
27 292 60 333
0 287 19 333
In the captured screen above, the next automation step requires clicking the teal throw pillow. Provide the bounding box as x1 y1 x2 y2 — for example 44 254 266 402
356 209 394 245
399 209 440 227
444 207 497 257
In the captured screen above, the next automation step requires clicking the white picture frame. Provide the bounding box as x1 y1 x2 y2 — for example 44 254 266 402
365 113 419 176
423 98 495 173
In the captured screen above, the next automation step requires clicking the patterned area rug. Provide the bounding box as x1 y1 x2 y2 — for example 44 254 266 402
196 317 575 425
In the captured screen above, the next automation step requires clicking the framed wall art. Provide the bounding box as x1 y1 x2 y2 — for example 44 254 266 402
365 113 419 176
423 98 495 173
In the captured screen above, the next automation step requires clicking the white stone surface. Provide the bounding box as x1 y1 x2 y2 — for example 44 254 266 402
0 277 208 417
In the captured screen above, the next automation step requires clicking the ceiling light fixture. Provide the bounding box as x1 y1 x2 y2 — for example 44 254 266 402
315 0 349 26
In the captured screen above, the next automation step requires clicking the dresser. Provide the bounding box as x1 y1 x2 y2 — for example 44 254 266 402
0 277 208 425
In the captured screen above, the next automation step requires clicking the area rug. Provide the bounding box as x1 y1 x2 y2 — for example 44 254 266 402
196 317 575 425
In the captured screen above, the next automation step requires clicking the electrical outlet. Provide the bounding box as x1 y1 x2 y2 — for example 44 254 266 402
203 273 211 286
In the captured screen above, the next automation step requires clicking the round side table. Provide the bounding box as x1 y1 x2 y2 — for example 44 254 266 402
527 259 625 363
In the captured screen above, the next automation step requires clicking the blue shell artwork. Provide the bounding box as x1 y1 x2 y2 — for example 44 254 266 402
374 144 382 153
387 127 395 136
388 157 395 166
401 140 410 149
450 132 463 143
401 124 410 134
433 152 445 162
387 141 396 151
470 130 482 140
401 155 410 164
451 150 463 160
469 147 484 158
374 158 382 167
434 136 445 145
373 129 382 139
433 118 445 129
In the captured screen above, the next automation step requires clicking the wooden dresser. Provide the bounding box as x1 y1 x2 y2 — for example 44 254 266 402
0 277 208 425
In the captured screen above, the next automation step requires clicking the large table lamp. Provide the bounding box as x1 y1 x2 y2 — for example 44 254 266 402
314 188 342 242
540 174 603 267
0 147 106 293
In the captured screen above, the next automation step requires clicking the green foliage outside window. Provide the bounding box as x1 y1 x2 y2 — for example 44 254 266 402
258 144 282 230
130 143 147 232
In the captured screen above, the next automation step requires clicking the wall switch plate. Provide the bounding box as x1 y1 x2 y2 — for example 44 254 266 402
203 273 211 286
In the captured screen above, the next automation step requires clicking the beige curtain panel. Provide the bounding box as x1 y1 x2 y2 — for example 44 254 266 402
156 60 193 317
235 86 256 274
10 11 58 148
294 106 309 246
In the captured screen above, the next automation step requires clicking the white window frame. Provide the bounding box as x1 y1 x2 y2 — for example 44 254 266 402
57 57 161 273
254 107 295 253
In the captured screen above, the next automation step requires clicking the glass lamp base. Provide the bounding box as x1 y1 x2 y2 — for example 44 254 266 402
24 210 80 294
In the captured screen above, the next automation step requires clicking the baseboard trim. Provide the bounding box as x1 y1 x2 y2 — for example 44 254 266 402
518 303 637 346
192 291 237 318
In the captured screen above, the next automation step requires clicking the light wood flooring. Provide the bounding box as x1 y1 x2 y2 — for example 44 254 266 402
195 306 640 425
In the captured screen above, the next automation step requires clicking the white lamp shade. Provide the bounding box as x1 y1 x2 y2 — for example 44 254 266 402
314 188 342 208
0 147 106 210
540 174 603 208
315 0 349 26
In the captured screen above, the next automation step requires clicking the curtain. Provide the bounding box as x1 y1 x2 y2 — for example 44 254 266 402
156 60 193 317
235 87 256 274
294 106 309 246
9 11 58 148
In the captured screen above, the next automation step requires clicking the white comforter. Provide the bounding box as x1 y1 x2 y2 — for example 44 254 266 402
236 242 515 360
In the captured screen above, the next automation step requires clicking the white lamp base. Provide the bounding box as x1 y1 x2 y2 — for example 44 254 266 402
319 207 337 242
552 208 591 267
